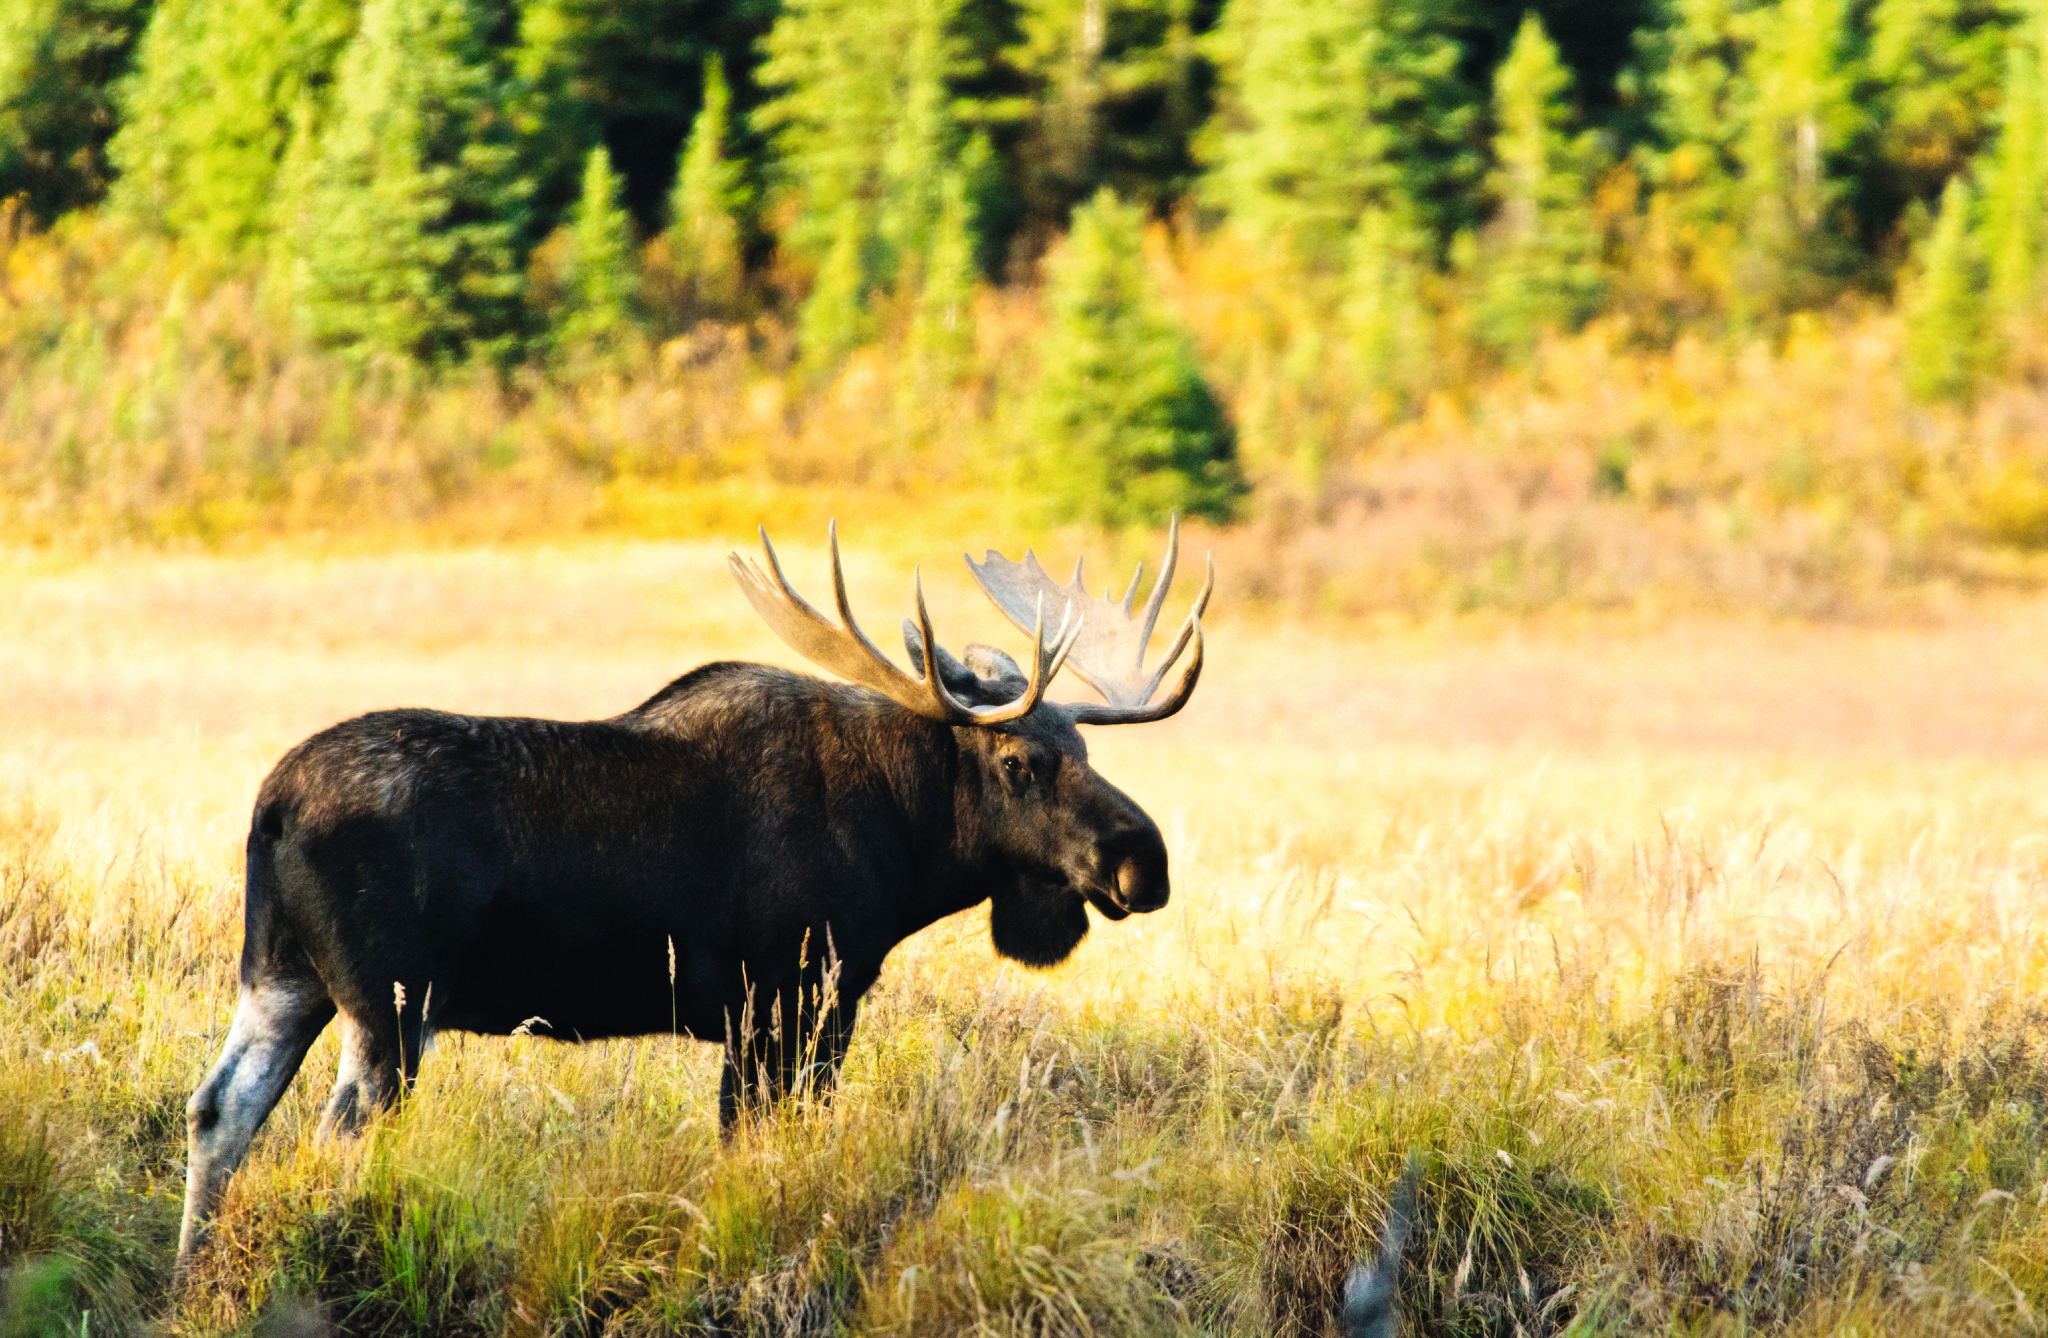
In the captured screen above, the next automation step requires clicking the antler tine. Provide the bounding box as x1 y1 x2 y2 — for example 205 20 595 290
1133 513 1180 650
733 523 1076 728
1118 561 1144 612
911 566 973 717
964 514 1213 724
826 520 911 675
938 586 1082 725
1045 595 1083 679
1068 612 1203 726
732 525 951 722
752 524 804 606
1134 551 1213 703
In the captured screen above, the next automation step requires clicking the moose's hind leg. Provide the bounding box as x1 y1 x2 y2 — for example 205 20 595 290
316 1009 425 1140
178 980 335 1268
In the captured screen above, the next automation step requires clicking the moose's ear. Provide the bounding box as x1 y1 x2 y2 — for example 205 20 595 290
962 644 1024 684
962 644 1030 706
901 619 984 697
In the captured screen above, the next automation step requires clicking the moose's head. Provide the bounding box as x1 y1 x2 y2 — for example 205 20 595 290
730 521 1211 967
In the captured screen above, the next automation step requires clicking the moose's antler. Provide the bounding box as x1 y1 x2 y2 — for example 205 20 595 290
730 522 1080 727
966 515 1212 725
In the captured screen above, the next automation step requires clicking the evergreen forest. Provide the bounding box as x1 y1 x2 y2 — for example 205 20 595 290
9 0 2048 604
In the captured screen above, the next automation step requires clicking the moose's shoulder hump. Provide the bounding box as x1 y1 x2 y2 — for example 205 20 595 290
624 661 873 730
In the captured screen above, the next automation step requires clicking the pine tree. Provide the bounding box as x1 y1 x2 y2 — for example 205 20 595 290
1023 189 1243 526
109 0 353 263
1199 0 1472 269
1903 174 1985 400
558 145 643 356
294 0 530 367
666 56 747 318
1474 12 1606 358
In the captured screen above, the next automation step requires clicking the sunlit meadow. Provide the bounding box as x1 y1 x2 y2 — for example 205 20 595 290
3 535 2047 1336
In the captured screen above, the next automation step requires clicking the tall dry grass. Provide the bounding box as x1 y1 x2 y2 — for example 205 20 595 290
2 542 2046 1335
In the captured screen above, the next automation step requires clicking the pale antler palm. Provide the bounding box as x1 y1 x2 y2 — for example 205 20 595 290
730 522 1081 727
966 514 1212 725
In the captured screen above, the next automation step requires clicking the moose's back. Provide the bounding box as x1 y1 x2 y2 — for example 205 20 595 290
245 664 922 1041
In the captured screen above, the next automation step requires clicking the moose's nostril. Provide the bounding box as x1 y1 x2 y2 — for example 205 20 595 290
1117 856 1168 910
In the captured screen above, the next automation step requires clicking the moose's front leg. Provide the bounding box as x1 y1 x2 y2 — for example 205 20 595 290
316 1004 428 1141
718 1035 764 1134
716 968 863 1133
717 973 785 1135
798 992 860 1103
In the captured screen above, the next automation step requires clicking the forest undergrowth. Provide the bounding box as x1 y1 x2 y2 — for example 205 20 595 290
11 209 2048 622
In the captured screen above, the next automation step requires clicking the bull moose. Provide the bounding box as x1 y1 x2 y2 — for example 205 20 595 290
176 522 1211 1268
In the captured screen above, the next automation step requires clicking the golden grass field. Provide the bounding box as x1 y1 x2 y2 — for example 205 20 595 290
4 531 2048 1336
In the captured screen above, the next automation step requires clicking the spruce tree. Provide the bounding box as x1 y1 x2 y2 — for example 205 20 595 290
109 0 353 263
906 163 980 393
665 56 747 318
1735 0 1857 301
756 0 970 267
1007 0 1109 213
757 0 979 366
879 0 954 273
1642 0 1752 231
1023 189 1243 526
1001 0 1207 225
1868 0 2015 204
507 0 769 250
1474 12 1605 358
261 95 322 322
1981 31 2048 328
558 145 643 357
799 202 871 373
1903 174 1985 401
1642 0 1858 315
1342 206 1433 411
1200 0 1472 269
294 0 529 366
0 0 152 218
